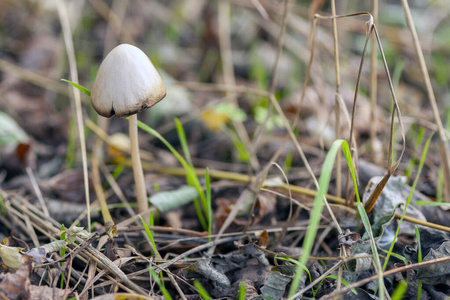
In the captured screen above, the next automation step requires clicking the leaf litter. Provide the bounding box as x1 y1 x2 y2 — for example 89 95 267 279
1 1 450 299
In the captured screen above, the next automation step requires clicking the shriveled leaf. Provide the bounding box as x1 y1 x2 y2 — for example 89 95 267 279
26 247 48 266
40 240 67 253
261 265 298 300
0 255 31 299
182 258 230 291
416 241 450 285
0 244 23 269
258 230 269 248
91 293 156 300
363 176 427 237
346 253 372 273
29 286 69 300
149 185 199 212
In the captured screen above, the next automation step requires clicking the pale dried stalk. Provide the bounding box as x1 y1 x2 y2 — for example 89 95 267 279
213 0 293 250
331 0 342 200
217 0 258 170
56 0 91 231
370 0 381 164
400 0 450 202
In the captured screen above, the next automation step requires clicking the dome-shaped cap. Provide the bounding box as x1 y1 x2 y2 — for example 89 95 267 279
91 44 166 118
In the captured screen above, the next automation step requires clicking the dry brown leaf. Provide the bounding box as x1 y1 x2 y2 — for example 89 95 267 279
0 255 32 299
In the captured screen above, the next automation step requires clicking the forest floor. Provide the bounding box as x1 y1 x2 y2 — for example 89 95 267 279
1 1 450 299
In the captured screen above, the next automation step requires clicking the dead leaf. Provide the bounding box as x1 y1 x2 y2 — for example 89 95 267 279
0 254 32 299
29 285 69 300
258 230 269 248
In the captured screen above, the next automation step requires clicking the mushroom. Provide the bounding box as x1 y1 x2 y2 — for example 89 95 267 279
91 44 166 213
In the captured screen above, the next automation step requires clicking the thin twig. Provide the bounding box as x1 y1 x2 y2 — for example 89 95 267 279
370 0 381 164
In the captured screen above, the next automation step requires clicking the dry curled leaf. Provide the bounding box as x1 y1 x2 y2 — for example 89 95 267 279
0 255 32 300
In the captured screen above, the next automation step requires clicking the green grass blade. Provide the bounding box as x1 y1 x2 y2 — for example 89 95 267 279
415 226 422 300
148 268 172 300
391 280 408 300
175 118 193 167
414 201 450 206
238 280 247 300
194 280 212 300
60 224 66 289
137 120 208 230
205 168 212 241
289 139 345 297
383 134 433 272
357 202 385 299
0 190 6 217
139 214 159 258
61 79 91 96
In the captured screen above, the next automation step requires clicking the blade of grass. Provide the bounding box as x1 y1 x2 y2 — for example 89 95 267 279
238 280 246 300
175 118 193 167
382 133 433 271
139 214 159 258
61 79 91 96
205 168 212 241
289 139 349 298
391 279 408 300
148 268 172 300
194 280 212 300
415 226 422 300
137 120 208 230
289 139 384 299
60 224 66 289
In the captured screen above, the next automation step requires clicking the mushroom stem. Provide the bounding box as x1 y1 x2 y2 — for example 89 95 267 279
128 114 148 212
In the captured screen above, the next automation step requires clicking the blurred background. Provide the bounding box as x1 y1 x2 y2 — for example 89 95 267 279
1 0 449 199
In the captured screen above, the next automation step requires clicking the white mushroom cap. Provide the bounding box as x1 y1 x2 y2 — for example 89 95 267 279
91 44 166 118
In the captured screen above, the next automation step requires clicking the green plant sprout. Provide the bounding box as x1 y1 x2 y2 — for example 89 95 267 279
405 126 425 178
205 168 212 240
382 134 433 271
194 280 212 300
149 268 172 299
391 279 408 300
60 224 66 289
138 119 211 231
238 280 247 300
288 139 384 299
414 226 422 300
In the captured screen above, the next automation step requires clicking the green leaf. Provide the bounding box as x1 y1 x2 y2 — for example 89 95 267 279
137 120 208 230
194 280 212 300
415 226 423 300
139 215 159 257
289 139 349 297
238 280 247 300
61 79 91 96
148 268 172 300
149 185 199 212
